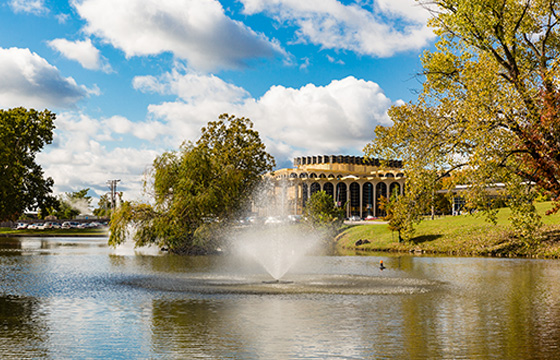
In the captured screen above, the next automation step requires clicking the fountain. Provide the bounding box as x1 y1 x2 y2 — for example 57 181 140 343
117 180 440 296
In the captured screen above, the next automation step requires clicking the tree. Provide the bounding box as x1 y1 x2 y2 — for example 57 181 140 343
0 108 58 221
93 194 112 218
365 0 560 240
109 114 275 253
52 188 93 219
304 191 345 234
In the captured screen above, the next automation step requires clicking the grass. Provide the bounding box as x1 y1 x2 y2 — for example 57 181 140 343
0 227 109 237
336 202 560 258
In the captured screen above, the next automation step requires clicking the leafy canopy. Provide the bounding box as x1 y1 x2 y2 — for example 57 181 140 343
109 114 275 253
304 191 344 231
365 0 560 239
0 107 58 221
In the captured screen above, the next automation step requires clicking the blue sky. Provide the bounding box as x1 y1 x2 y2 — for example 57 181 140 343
0 0 435 203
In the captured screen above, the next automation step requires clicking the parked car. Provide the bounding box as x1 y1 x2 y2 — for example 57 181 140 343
350 215 361 221
61 221 79 229
15 223 28 230
27 223 43 230
42 221 60 229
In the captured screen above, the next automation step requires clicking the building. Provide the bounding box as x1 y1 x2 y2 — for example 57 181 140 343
265 155 405 219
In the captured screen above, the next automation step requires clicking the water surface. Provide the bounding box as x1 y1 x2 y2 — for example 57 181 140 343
0 237 559 359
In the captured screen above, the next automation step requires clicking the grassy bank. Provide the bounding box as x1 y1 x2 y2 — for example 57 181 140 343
336 202 560 258
0 227 109 237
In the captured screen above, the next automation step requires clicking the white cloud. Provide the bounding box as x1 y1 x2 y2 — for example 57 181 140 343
9 0 47 15
38 73 395 202
240 0 434 57
38 112 160 201
133 68 249 103
48 38 112 73
135 70 394 165
72 0 286 71
0 47 89 109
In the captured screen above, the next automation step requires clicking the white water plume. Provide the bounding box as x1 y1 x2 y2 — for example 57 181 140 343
233 226 320 280
232 178 321 280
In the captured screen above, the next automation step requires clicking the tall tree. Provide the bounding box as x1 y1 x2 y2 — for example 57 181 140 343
366 0 560 239
0 108 58 221
109 114 275 254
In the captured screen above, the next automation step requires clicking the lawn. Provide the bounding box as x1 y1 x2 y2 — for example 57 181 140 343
336 202 560 258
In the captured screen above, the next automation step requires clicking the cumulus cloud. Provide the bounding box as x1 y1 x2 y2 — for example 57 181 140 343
38 112 160 201
72 0 285 71
38 73 395 202
0 47 89 109
133 68 249 103
240 0 434 57
134 70 394 165
9 0 47 15
48 38 112 72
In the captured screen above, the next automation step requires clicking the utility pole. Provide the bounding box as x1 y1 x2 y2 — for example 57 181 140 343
106 179 121 210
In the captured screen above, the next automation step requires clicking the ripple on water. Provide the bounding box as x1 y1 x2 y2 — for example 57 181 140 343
122 273 442 296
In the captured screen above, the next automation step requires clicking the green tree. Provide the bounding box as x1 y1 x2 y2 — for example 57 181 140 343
304 191 344 234
366 0 560 240
53 188 92 219
93 194 112 218
109 114 275 254
0 108 58 221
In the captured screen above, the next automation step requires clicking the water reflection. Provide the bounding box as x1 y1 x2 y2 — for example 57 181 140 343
0 237 559 359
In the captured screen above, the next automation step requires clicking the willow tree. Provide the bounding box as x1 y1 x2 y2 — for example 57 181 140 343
365 0 560 240
109 114 275 254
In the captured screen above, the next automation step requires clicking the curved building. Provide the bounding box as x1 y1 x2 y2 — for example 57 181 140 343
266 155 405 219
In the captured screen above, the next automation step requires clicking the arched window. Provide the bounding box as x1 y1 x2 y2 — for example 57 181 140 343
310 182 321 196
335 183 347 207
299 173 308 178
319 173 327 179
290 173 298 178
302 183 308 206
310 173 317 178
385 173 395 178
323 182 334 199
363 182 373 216
349 182 360 216
375 182 387 217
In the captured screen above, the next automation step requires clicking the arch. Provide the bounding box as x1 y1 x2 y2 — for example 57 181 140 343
385 173 395 178
299 173 308 178
362 182 374 217
335 183 347 208
323 182 334 199
310 173 317 178
396 173 404 178
336 174 342 180
375 182 387 217
310 182 321 196
349 182 360 217
319 173 327 179
290 173 297 178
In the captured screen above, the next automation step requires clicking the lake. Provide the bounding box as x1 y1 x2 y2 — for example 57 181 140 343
0 236 559 359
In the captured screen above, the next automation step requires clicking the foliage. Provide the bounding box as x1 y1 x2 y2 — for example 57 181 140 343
378 189 423 242
109 114 275 253
0 107 58 221
51 188 92 219
93 194 112 218
365 0 560 238
303 191 344 234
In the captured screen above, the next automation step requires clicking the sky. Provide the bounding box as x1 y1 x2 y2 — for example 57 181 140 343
0 0 436 204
